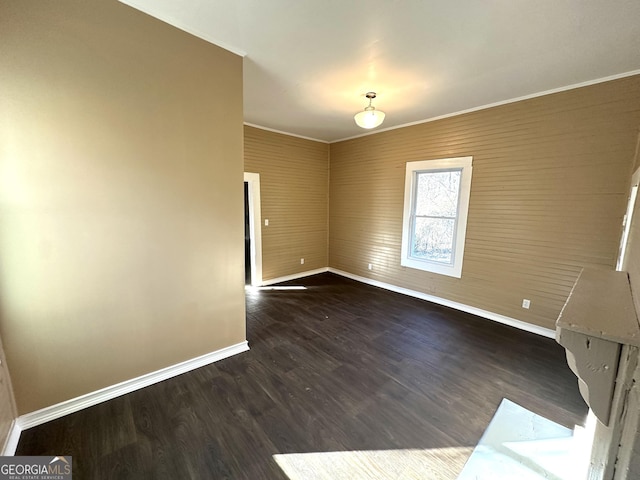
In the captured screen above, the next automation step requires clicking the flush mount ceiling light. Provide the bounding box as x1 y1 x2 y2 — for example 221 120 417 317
354 92 385 129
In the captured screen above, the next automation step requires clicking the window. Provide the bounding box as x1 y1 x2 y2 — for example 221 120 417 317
401 157 473 278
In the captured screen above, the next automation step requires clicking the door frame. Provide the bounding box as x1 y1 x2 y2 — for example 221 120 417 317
617 167 640 271
244 172 263 286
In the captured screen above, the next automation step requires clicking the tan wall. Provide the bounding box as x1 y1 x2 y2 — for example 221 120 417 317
330 76 640 329
0 0 245 414
244 126 329 281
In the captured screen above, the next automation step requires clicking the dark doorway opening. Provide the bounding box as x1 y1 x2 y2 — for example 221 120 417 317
244 181 251 285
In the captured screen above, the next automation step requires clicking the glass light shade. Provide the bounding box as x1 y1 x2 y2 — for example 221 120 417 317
354 108 385 129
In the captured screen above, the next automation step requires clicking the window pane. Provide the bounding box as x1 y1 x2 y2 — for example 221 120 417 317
415 170 461 217
411 217 455 264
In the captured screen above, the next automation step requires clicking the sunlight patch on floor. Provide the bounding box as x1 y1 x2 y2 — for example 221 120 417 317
274 399 589 480
457 398 589 480
274 446 473 480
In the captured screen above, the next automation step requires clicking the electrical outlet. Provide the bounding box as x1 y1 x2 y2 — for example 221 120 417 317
264 219 269 226
368 263 373 270
522 299 531 309
300 258 305 265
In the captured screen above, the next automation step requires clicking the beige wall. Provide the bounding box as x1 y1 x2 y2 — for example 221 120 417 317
0 0 245 414
244 126 329 281
329 76 640 329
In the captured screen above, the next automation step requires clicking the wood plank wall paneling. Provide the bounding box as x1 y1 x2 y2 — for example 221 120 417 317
244 126 329 281
329 75 640 330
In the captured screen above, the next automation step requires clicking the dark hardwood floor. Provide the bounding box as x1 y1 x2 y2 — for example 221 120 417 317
17 273 587 479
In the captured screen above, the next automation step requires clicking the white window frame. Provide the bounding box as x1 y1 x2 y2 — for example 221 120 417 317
401 156 473 278
617 167 640 271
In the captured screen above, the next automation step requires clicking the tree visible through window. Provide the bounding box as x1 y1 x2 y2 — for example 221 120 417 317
401 157 473 278
411 169 461 264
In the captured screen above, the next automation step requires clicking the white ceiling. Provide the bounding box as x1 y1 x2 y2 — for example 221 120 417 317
120 0 640 143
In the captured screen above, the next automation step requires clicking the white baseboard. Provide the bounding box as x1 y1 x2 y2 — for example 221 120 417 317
17 341 249 432
261 267 329 286
328 268 556 339
2 420 22 456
